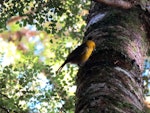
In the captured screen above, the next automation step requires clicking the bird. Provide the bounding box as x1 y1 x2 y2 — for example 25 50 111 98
56 40 96 74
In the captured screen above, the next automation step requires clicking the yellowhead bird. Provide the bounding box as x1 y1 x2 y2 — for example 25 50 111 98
56 40 95 73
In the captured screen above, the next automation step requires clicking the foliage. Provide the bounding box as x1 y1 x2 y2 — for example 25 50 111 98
0 22 84 113
0 0 91 113
143 60 150 95
0 29 80 113
0 0 90 35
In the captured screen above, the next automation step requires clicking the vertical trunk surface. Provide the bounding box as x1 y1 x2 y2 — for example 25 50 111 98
75 1 149 113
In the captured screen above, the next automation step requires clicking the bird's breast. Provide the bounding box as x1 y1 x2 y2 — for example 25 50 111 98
81 48 93 63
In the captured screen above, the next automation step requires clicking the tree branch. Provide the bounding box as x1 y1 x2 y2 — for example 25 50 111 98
7 2 48 24
94 0 132 9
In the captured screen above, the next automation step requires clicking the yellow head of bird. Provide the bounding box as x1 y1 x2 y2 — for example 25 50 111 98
86 40 96 50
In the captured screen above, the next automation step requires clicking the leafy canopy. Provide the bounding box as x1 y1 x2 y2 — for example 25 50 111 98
0 0 90 113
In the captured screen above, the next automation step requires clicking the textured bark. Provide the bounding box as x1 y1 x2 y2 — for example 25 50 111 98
75 1 150 113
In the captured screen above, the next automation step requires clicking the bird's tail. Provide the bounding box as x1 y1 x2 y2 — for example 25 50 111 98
56 62 66 74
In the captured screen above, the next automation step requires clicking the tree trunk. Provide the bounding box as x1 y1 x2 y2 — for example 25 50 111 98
75 1 150 113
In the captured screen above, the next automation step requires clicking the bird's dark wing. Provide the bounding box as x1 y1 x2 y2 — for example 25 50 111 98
66 43 87 62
